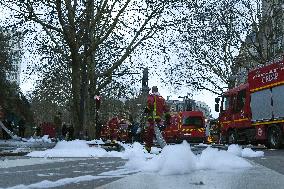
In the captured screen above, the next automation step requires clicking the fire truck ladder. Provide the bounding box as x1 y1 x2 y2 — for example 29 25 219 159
0 121 22 140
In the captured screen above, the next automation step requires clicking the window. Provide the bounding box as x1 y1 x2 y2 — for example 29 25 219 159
182 116 203 128
234 90 246 112
222 96 230 111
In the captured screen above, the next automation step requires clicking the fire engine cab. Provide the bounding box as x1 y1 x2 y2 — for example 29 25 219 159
163 111 206 143
215 60 284 148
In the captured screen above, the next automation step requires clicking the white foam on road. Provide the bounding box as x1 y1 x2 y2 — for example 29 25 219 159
227 144 264 157
25 140 265 176
124 142 252 175
27 140 108 158
0 175 122 189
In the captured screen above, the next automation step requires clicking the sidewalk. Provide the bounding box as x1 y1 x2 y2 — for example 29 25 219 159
97 162 284 189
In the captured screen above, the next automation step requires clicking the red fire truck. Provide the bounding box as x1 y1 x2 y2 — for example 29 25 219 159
163 111 206 143
100 117 131 142
215 60 284 148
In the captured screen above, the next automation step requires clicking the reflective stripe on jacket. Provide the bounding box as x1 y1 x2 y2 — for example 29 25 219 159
147 95 166 119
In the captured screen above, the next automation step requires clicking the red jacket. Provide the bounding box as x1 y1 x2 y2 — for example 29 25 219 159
147 94 168 118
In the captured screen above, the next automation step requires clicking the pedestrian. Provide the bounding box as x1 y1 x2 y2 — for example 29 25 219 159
61 123 68 140
18 116 26 138
67 124 74 140
144 86 169 153
53 112 62 140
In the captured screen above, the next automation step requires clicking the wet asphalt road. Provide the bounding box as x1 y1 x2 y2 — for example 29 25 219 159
0 147 283 189
0 157 128 189
247 148 284 175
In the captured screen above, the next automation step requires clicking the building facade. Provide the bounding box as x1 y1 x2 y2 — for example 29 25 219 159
166 98 211 119
195 101 211 119
6 30 22 85
235 0 284 86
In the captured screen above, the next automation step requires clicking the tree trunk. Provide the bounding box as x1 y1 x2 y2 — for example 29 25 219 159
71 59 82 138
87 56 97 139
80 60 88 138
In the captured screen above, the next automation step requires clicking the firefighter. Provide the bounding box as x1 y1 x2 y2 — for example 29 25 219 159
18 116 26 138
53 112 62 140
144 86 169 153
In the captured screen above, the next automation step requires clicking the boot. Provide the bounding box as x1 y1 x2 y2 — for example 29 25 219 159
145 146 151 153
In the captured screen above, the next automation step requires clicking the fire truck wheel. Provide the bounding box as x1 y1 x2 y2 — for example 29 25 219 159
267 126 283 149
228 130 238 144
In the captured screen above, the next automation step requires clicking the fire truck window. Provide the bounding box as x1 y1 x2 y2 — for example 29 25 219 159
235 90 246 112
222 96 230 111
182 116 203 128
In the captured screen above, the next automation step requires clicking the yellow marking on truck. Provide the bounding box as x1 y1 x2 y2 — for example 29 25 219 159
221 119 248 125
221 121 231 124
181 128 206 132
181 129 193 132
199 128 205 132
252 119 284 126
250 81 284 93
234 118 249 122
182 128 204 133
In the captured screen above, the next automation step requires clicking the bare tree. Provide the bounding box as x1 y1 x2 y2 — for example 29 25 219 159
161 0 264 95
1 0 178 138
238 0 284 67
